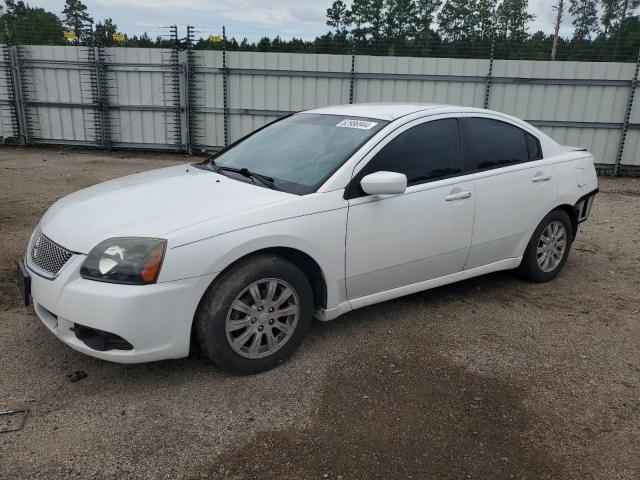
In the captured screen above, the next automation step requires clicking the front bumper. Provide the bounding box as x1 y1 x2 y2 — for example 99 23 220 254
28 255 215 363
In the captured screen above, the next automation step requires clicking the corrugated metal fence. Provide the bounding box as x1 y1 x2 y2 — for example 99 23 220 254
0 44 638 175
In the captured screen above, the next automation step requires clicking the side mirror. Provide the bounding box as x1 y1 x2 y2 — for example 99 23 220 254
360 171 407 195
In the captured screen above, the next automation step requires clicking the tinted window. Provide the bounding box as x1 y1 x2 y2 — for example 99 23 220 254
462 118 539 171
358 119 461 186
525 131 543 160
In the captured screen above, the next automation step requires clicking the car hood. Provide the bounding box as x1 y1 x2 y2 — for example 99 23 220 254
39 164 293 253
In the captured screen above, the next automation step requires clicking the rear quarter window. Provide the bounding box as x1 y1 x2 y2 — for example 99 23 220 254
525 131 543 160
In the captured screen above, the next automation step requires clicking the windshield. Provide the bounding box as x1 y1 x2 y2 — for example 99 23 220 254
209 113 388 194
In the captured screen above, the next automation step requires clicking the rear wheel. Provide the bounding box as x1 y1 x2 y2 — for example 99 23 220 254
518 209 573 283
195 254 313 373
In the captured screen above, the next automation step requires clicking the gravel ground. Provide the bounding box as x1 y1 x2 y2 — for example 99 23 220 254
0 146 639 480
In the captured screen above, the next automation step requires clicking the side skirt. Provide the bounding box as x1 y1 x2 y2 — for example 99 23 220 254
315 257 522 322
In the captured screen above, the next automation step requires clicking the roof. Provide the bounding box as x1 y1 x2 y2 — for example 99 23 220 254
303 102 452 121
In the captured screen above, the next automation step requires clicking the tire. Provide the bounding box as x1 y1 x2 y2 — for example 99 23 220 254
194 254 313 374
518 209 573 283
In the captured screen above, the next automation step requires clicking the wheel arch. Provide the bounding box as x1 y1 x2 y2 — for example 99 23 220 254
196 245 328 311
189 245 329 354
553 203 579 239
252 246 328 309
519 201 580 260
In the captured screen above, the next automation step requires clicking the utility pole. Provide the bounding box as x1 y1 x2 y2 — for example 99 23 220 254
551 0 563 61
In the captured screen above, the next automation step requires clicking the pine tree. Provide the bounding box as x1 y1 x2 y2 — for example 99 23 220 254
476 0 497 40
569 0 599 39
356 0 386 43
368 0 387 42
384 0 417 40
600 0 640 38
413 0 442 41
62 0 92 43
0 1 64 44
326 0 353 38
94 18 117 46
350 0 387 48
601 0 621 37
437 0 497 41
438 0 475 41
350 0 370 40
496 0 534 42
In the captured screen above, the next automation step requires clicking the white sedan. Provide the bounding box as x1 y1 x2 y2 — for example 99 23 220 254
17 103 598 373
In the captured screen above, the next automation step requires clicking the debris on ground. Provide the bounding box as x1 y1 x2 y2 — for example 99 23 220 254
66 371 88 383
0 409 29 433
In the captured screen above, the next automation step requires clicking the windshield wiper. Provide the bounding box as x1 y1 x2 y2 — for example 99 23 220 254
210 159 278 190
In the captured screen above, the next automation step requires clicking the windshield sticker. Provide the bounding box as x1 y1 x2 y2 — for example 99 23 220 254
336 119 378 130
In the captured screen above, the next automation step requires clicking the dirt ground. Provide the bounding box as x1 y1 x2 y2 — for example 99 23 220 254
0 146 639 480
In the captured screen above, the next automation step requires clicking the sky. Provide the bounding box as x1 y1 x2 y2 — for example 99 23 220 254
30 0 574 41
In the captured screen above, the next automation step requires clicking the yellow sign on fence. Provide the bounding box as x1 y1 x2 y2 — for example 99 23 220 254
208 34 222 43
63 31 76 40
112 33 125 42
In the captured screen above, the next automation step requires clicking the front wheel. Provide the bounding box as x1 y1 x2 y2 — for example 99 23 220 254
518 209 573 283
194 254 313 374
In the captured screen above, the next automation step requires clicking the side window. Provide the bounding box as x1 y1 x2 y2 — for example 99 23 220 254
525 131 543 160
358 118 462 186
462 118 541 171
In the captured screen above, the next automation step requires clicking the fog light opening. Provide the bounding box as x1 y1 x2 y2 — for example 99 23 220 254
71 324 134 351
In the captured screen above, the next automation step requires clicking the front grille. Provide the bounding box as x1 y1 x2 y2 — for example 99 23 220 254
28 229 73 278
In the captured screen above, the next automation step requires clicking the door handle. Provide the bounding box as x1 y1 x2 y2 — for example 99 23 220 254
445 191 471 201
532 173 552 182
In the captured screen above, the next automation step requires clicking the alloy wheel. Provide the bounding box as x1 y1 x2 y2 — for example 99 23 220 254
536 220 567 273
225 278 300 359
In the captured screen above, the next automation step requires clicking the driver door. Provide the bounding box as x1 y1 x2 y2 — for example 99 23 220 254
345 116 476 301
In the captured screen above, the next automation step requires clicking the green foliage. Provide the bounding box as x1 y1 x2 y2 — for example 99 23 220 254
413 0 442 42
496 0 534 42
613 14 640 51
569 0 599 40
437 0 495 41
384 0 416 40
350 0 386 42
326 0 352 38
62 0 92 43
0 0 638 62
95 18 117 46
600 0 640 38
476 0 497 40
0 1 64 44
438 0 475 40
601 0 619 38
125 33 161 48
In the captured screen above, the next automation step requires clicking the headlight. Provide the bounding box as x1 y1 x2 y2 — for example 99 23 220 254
80 238 167 285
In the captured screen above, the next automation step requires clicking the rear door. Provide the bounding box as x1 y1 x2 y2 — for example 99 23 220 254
461 115 557 269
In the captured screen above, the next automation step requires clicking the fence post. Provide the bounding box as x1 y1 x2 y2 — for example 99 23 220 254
349 33 356 104
81 24 109 148
8 45 30 145
0 45 18 138
614 48 640 176
185 25 194 154
167 25 183 150
483 36 495 110
222 25 229 146
94 45 112 148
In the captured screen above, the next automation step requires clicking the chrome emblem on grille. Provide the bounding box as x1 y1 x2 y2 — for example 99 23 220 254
31 234 42 261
